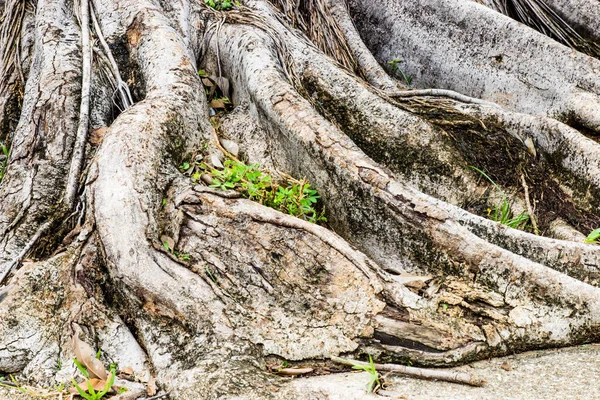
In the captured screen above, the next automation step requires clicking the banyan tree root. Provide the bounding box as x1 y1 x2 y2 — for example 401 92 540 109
349 0 600 133
2 0 600 398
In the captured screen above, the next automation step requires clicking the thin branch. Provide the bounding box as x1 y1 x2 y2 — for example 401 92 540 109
136 393 170 400
65 0 92 208
521 174 539 235
330 356 486 387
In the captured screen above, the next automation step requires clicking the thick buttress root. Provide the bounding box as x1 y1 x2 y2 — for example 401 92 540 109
1 0 600 398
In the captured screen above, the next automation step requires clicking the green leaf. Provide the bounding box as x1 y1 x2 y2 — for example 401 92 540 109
585 228 600 243
73 358 90 378
72 379 93 400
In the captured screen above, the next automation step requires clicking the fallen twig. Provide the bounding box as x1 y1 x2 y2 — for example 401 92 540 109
331 356 485 387
275 367 314 376
521 174 539 235
136 392 170 400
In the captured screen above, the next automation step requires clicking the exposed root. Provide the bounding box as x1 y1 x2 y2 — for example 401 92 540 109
324 0 399 90
90 0 133 110
4 0 600 398
476 0 600 58
65 0 92 208
267 0 359 73
349 0 600 133
386 88 499 107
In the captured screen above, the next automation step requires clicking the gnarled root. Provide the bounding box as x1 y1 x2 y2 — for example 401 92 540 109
2 0 600 398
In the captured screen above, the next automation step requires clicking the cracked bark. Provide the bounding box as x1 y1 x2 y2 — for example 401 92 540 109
1 0 600 398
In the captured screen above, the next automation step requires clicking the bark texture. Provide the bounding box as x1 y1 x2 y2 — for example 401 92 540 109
1 0 600 398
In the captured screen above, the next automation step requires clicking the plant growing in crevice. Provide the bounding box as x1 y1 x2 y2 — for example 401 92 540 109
204 0 235 11
585 228 600 243
388 58 413 86
470 166 530 230
0 141 9 182
350 355 382 393
180 159 327 224
72 360 116 400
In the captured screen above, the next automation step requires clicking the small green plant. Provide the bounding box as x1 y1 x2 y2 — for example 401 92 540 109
388 58 413 86
181 159 327 223
71 362 116 400
351 355 381 393
585 228 600 243
0 375 27 393
0 141 9 182
174 251 191 261
470 166 530 230
205 0 233 11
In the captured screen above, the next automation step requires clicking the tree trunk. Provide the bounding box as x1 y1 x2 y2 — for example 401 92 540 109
1 0 600 398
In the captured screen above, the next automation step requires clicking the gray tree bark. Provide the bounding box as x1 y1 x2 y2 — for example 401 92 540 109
1 0 600 398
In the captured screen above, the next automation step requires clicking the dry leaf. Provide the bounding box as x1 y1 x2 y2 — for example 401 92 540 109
68 378 106 394
89 126 107 146
500 361 512 371
147 376 157 396
220 139 239 157
394 274 433 287
120 366 134 376
72 332 108 381
209 99 226 109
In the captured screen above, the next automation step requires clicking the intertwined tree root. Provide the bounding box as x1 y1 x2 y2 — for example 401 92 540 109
1 0 600 398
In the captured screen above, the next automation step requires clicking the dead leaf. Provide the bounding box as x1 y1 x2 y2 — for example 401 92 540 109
201 78 214 87
68 378 106 394
209 99 226 109
120 366 134 376
394 274 433 288
147 376 157 396
500 361 512 371
72 331 108 381
89 126 107 146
